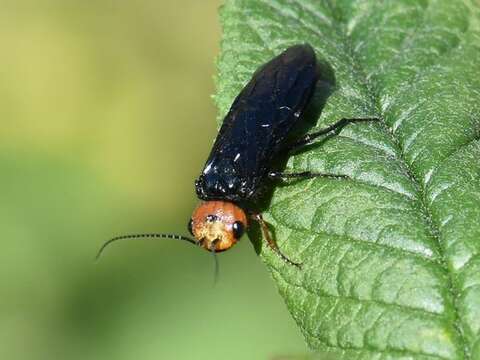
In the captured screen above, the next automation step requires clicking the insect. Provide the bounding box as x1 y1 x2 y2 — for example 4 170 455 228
97 44 377 268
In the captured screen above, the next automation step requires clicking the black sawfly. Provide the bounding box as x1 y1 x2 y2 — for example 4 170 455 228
97 44 378 268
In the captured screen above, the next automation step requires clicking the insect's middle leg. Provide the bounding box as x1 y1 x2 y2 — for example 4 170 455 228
268 171 348 181
286 117 379 154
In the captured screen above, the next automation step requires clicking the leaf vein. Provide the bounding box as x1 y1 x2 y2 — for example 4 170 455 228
273 268 451 359
337 15 470 359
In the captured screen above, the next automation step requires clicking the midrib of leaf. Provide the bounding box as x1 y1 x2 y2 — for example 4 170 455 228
330 2 480 357
332 7 468 359
337 2 480 356
215 0 480 359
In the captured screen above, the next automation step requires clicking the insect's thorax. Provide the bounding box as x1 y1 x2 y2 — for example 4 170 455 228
195 156 263 202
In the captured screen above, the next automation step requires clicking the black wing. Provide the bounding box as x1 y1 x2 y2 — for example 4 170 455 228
196 44 318 202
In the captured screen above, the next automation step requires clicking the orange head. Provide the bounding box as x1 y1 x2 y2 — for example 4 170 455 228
188 201 248 252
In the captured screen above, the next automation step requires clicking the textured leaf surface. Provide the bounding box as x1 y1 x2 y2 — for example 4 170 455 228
214 0 480 359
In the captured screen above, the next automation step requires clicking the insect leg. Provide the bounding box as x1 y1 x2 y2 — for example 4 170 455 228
287 117 379 154
268 171 348 181
251 213 302 268
271 118 378 181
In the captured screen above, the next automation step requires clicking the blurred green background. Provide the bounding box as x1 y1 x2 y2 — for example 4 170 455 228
0 1 307 359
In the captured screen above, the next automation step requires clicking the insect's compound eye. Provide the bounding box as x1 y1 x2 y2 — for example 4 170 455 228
232 221 245 239
188 219 194 236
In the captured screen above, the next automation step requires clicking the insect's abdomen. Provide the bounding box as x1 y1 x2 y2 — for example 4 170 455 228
196 44 318 202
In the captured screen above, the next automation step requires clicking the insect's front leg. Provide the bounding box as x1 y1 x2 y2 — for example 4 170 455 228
250 212 302 268
285 117 379 154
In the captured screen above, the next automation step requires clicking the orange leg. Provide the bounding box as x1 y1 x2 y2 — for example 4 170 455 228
251 213 302 268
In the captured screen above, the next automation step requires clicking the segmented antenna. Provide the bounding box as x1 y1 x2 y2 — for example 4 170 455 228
96 233 196 261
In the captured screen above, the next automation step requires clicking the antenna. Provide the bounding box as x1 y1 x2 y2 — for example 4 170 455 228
96 233 196 261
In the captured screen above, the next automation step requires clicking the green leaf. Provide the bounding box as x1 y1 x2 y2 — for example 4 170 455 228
214 0 480 359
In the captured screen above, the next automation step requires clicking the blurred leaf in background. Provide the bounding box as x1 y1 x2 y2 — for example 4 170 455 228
0 1 306 359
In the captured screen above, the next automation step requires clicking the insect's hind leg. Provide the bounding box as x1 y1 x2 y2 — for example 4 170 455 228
269 118 378 183
286 117 379 154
